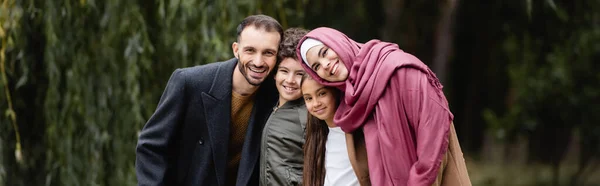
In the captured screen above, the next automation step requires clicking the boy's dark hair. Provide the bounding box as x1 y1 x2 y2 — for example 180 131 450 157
279 28 309 61
236 15 283 42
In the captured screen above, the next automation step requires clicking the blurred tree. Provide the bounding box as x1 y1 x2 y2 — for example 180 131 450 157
303 0 384 43
0 0 305 185
1 0 598 185
449 0 512 153
431 0 458 84
483 0 600 185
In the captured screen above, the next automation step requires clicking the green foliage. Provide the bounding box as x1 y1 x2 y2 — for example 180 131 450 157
483 0 600 183
1 0 597 185
485 0 599 145
1 0 305 185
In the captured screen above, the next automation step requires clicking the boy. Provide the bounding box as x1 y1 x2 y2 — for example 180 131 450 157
259 28 309 186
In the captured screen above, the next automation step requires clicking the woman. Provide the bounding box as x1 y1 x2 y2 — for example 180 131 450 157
296 27 471 186
301 76 370 186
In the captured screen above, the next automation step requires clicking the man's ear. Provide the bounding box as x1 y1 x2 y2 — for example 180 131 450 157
232 42 239 59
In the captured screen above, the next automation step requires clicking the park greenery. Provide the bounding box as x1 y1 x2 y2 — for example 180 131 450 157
0 0 598 185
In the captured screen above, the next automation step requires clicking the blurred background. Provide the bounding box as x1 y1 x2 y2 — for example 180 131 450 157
0 0 598 185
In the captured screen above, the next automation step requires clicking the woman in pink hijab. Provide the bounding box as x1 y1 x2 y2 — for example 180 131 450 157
296 27 471 186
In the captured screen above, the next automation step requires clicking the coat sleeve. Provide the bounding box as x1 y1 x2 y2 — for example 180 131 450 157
136 69 187 186
398 67 452 186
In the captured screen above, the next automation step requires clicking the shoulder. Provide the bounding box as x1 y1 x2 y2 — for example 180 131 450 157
295 103 307 114
165 58 237 96
175 58 237 84
177 58 237 79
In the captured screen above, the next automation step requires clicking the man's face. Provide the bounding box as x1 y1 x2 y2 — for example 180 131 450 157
232 25 281 86
274 58 305 102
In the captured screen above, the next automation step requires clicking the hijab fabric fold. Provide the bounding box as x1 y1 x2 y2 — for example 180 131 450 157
295 27 447 132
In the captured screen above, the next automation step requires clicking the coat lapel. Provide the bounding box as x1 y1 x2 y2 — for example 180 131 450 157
235 103 263 185
201 59 237 186
236 75 277 185
201 58 277 186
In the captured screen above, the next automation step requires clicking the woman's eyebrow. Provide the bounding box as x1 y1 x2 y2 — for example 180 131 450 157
318 46 325 57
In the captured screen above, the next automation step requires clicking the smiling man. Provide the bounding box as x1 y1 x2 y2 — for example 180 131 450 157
136 15 282 186
259 28 309 186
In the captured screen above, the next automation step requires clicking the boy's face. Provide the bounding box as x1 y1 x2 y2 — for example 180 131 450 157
274 58 305 102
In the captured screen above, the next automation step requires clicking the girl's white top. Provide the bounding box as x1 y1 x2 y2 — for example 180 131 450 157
324 127 359 186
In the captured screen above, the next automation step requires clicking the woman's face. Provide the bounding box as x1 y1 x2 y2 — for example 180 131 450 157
305 44 349 82
302 78 338 123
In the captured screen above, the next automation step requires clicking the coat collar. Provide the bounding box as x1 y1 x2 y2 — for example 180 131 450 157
277 98 305 110
207 58 237 100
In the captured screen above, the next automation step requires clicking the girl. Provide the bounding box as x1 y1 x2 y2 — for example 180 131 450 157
296 27 471 186
301 76 370 186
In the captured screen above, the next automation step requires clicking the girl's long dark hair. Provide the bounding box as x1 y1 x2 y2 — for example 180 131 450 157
301 75 340 186
303 114 329 186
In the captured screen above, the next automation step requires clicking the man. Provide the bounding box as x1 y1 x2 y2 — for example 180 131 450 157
259 28 308 186
136 15 283 186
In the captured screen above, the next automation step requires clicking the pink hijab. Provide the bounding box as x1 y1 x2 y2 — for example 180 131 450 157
296 27 453 186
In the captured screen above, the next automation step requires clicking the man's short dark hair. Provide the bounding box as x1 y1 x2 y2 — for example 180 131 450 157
236 15 283 42
278 28 309 61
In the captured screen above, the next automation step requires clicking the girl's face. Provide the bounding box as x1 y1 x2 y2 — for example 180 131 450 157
305 44 349 82
302 78 338 123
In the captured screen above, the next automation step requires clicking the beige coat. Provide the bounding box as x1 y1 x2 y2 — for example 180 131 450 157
346 123 471 186
432 122 472 186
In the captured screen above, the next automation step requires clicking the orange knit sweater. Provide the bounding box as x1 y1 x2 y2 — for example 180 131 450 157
226 91 254 186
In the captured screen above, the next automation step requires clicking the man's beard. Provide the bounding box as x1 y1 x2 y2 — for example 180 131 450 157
237 53 266 86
